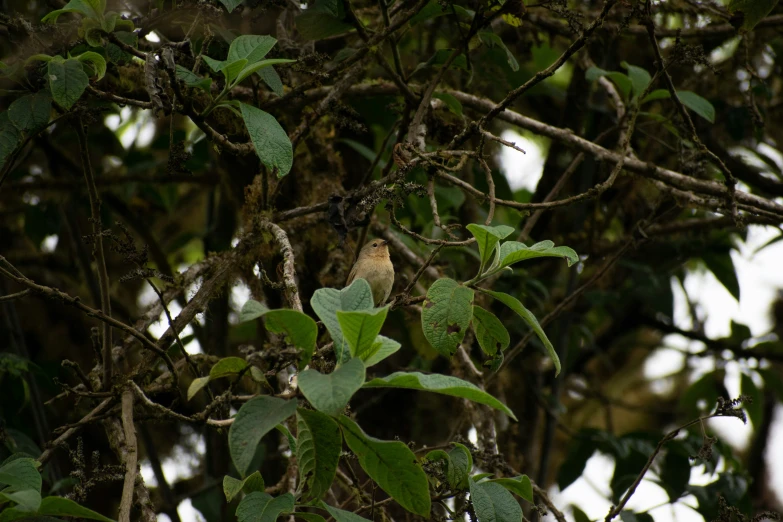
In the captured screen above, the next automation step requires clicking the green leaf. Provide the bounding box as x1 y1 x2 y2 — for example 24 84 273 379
409 0 473 25
218 0 244 12
479 289 560 376
0 113 22 170
728 0 779 31
240 300 318 367
702 251 740 301
465 224 515 267
469 478 523 522
621 62 652 96
433 92 463 116
0 457 41 493
498 240 579 268
223 471 265 502
338 416 430 517
236 492 295 522
42 0 105 23
478 32 519 72
585 66 633 99
265 310 318 369
175 65 212 91
187 356 251 400
8 92 51 132
660 444 691 502
363 371 516 420
641 89 670 104
363 335 401 367
229 396 298 476
259 66 284 96
234 58 296 87
676 90 715 123
487 475 533 502
337 307 389 360
240 300 271 322
211 356 250 379
421 278 474 357
187 376 211 401
48 58 89 110
321 503 372 522
447 443 472 490
0 489 41 512
297 408 341 500
276 423 297 454
222 59 248 84
240 102 293 178
295 12 353 40
298 357 365 416
106 31 138 65
740 372 763 428
311 279 374 364
472 306 510 356
30 497 112 521
228 35 278 64
74 51 106 80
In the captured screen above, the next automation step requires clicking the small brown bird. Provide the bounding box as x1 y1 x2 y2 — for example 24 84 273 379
347 239 395 307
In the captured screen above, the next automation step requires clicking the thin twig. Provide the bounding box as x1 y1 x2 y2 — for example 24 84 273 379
75 118 113 391
118 388 138 522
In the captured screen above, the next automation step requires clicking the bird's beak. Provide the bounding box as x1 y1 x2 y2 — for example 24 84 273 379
380 240 389 246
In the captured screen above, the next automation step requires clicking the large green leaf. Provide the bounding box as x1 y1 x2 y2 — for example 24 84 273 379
259 66 284 96
498 241 579 269
728 0 779 31
235 492 295 522
363 372 516 420
363 335 401 367
234 58 295 87
447 443 472 490
465 224 514 267
421 278 474 357
239 301 317 367
621 62 652 97
298 357 365 416
0 496 115 522
229 396 298 477
0 457 41 493
175 65 212 91
336 307 389 360
228 35 277 64
479 289 560 376
472 306 509 356
240 103 293 177
0 488 41 512
223 471 265 502
48 58 89 110
74 51 106 80
676 90 715 123
487 475 533 502
586 66 633 99
41 0 105 22
297 408 341 500
0 113 22 169
311 279 374 363
469 478 523 522
338 416 430 517
702 251 740 301
321 503 372 522
8 92 51 132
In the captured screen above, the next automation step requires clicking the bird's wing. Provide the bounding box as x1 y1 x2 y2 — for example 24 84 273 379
346 262 358 285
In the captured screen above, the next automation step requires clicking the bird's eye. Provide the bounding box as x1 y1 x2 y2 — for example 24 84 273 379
372 243 378 247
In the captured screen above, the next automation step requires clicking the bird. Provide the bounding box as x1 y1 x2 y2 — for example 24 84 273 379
347 239 395 307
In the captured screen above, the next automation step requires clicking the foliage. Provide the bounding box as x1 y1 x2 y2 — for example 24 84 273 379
2 0 783 521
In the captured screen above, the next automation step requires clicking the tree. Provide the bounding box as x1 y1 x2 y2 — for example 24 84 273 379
1 0 783 521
